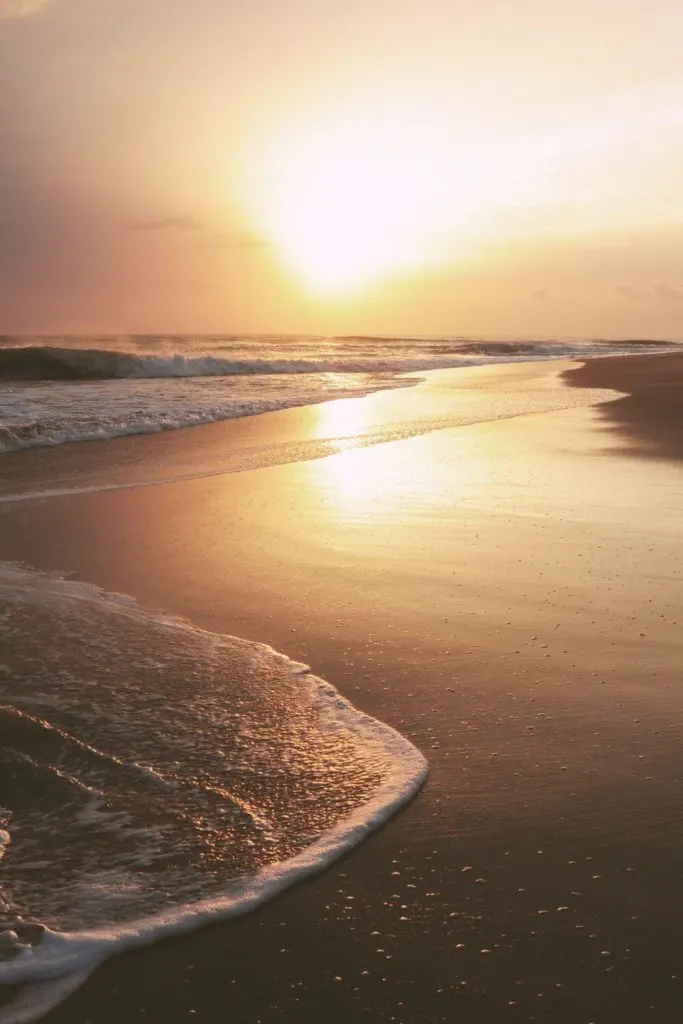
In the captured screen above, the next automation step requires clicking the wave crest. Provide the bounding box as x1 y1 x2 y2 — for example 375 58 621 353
1 338 677 382
0 346 337 381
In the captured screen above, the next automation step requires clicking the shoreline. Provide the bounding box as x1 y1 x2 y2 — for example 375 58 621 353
0 358 614 504
564 352 683 460
2 353 683 1023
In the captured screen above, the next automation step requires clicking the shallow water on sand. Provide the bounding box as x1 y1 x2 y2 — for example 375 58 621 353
0 564 426 1019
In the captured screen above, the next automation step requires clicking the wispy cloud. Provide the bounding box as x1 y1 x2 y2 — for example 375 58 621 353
128 215 204 232
0 0 49 19
654 283 683 302
201 231 271 250
617 283 683 303
616 284 643 301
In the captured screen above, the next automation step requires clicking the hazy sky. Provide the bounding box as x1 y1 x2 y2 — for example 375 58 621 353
1 0 682 336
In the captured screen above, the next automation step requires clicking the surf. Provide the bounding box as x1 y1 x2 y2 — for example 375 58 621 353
0 564 428 1023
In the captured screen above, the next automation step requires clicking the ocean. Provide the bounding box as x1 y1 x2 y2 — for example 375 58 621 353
0 334 679 1021
0 334 676 453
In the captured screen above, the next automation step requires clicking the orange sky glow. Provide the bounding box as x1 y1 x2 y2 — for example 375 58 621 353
1 0 682 337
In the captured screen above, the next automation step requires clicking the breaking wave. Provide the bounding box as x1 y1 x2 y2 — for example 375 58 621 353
1 335 679 454
0 372 409 453
0 337 677 382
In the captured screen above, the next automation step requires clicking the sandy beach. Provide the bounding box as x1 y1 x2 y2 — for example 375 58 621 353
1 354 683 1023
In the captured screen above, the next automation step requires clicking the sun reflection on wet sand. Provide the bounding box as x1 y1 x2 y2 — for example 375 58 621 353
311 395 492 524
315 394 374 452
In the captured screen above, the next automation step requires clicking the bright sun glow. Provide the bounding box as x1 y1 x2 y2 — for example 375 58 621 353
248 101 516 294
262 121 440 292
243 88 683 296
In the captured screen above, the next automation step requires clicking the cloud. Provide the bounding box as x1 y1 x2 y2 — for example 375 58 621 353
654 283 682 302
128 215 204 232
617 281 683 303
616 284 643 301
201 231 271 250
125 220 271 248
0 0 49 19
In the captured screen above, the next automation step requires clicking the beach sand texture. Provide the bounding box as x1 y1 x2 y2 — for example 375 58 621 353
1 354 683 1023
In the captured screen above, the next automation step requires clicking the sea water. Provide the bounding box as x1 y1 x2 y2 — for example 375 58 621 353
0 565 427 1022
1 334 677 452
0 333 679 1020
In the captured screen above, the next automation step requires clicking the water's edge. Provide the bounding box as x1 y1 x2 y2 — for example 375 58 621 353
0 565 428 1024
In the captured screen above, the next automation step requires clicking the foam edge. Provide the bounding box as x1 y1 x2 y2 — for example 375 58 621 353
0 670 428 1023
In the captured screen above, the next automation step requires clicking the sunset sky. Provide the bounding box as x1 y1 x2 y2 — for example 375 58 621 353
1 0 682 337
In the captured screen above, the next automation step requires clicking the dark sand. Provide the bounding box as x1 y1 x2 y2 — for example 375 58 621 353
565 353 683 460
1 355 683 1023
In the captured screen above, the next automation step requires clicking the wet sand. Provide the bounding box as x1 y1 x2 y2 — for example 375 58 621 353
565 352 683 460
1 355 683 1023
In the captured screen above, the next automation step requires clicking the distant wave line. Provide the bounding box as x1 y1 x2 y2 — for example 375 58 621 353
0 339 677 382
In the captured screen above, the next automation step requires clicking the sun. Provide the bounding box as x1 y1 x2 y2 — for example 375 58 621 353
260 126 437 292
248 104 479 294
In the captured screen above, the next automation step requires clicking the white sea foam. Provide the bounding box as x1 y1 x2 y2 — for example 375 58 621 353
1 734 426 1022
0 564 428 1023
0 335 678 453
0 372 404 453
1 334 678 381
